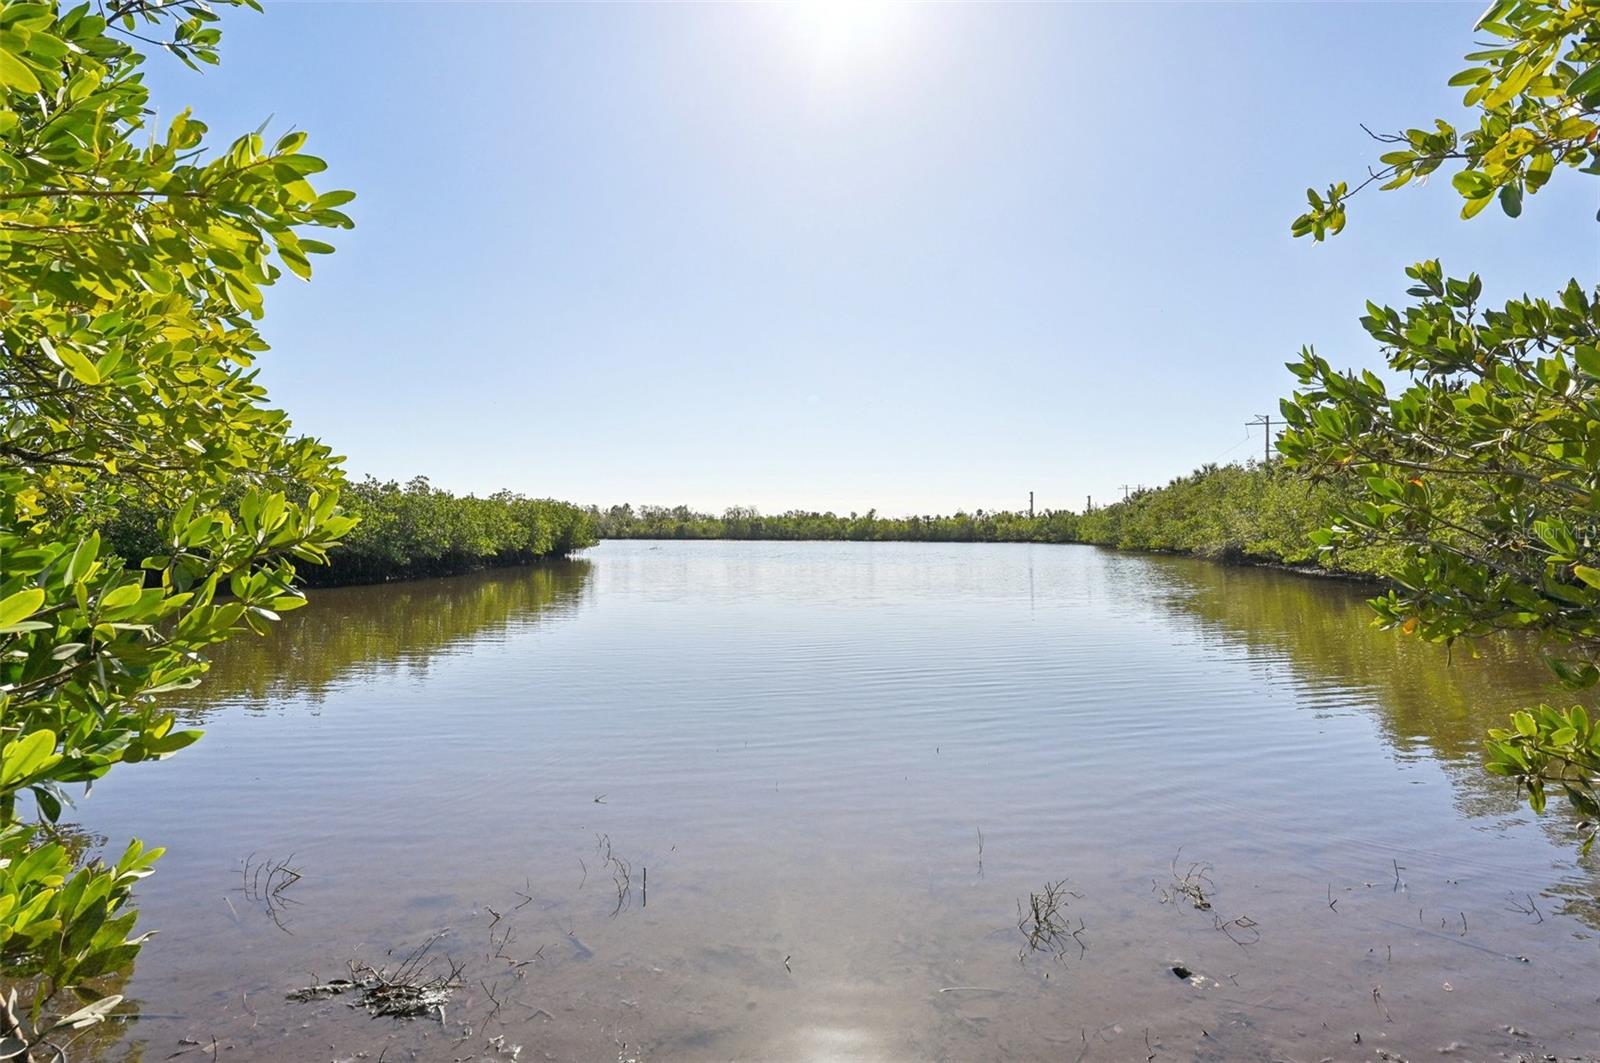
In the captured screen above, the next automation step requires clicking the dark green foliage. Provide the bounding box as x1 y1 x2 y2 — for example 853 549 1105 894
314 478 596 585
1071 463 1394 574
1281 267 1600 851
1283 0 1599 849
103 477 597 587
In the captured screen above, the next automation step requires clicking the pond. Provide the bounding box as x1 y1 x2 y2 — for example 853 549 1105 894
78 540 1598 1061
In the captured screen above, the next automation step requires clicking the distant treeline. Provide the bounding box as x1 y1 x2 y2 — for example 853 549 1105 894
100 465 1384 584
593 463 1394 576
105 476 597 586
592 504 1078 544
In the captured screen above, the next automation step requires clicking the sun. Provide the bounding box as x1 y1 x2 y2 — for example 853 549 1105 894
791 0 905 75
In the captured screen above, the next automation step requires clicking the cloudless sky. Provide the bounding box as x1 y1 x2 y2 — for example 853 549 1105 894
144 1 1596 516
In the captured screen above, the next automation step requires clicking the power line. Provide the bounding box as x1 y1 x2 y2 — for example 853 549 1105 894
1205 428 1255 466
1246 414 1275 464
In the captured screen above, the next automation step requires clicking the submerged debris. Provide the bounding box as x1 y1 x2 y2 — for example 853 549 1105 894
286 977 362 1002
1167 962 1221 989
486 1034 523 1059
287 932 464 1021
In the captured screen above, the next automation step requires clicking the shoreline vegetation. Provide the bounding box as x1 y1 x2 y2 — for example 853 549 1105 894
98 462 1396 589
104 477 599 587
589 461 1399 580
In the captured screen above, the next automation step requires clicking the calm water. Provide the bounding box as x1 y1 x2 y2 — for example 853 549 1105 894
77 541 1598 1062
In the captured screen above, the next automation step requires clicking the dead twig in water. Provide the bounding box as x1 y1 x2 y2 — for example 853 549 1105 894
609 857 631 917
479 979 504 1022
1371 984 1392 1023
1017 880 1086 962
1504 892 1544 923
1214 913 1260 948
237 852 303 934
490 921 517 961
1158 851 1256 946
1162 849 1213 910
594 834 634 916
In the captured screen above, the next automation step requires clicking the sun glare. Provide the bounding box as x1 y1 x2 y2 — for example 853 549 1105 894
791 0 905 76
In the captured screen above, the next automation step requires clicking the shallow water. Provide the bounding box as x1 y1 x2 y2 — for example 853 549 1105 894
76 540 1598 1061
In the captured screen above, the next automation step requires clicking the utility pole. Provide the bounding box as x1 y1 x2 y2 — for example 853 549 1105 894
1119 483 1133 501
1085 495 1092 513
1028 491 1034 519
1247 414 1274 464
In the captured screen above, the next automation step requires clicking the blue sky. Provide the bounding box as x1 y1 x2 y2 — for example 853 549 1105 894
145 1 1596 516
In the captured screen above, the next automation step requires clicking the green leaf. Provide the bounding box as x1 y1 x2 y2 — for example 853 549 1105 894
1472 0 1515 30
98 583 141 611
0 48 40 92
65 534 99 585
1573 565 1600 590
0 587 45 627
56 345 101 386
1498 184 1522 218
0 729 59 788
1451 170 1494 198
1568 64 1600 100
313 189 355 209
1460 191 1495 218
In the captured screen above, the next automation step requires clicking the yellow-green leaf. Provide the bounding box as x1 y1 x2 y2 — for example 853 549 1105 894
0 729 59 788
0 48 39 93
0 588 45 627
57 346 101 386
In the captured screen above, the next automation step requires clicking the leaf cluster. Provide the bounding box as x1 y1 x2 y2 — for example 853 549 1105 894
0 3 355 1051
1283 0 1600 842
1291 0 1600 237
